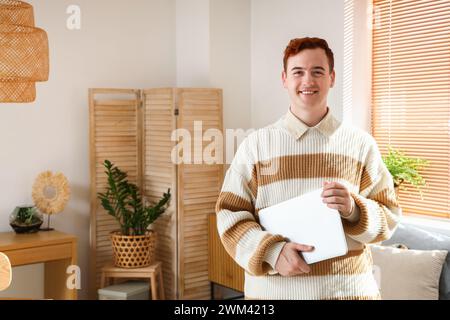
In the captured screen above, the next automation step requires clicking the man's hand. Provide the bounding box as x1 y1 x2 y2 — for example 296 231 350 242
275 242 314 276
321 181 355 218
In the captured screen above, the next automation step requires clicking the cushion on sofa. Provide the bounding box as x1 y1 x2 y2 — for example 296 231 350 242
383 223 450 300
370 245 447 300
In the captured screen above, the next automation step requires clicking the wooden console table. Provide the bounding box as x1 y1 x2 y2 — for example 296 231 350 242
0 230 77 300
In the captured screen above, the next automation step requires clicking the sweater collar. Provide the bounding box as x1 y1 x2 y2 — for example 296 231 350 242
283 107 340 139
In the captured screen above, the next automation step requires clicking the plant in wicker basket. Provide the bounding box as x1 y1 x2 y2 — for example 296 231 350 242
97 160 171 268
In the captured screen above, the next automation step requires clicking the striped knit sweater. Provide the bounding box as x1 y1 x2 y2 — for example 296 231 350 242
215 108 402 300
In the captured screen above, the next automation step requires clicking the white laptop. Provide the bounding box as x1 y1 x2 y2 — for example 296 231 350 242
258 188 348 264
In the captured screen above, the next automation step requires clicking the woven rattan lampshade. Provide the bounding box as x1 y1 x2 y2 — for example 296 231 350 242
0 0 34 25
0 0 49 103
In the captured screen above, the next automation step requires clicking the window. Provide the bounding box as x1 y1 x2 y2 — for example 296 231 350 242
372 0 450 218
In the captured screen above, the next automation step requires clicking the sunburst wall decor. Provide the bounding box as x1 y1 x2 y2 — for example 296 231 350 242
32 171 70 231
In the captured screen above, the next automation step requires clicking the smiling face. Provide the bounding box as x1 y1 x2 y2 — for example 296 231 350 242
282 48 335 113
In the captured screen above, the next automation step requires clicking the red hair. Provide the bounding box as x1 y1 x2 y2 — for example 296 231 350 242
283 37 334 73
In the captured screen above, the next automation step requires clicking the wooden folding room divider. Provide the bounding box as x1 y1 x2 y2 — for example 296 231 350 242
89 88 224 299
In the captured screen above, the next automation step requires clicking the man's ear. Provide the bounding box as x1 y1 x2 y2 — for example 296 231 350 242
282 70 287 88
330 70 336 88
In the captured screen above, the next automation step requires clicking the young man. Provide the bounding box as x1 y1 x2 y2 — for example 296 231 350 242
215 37 401 300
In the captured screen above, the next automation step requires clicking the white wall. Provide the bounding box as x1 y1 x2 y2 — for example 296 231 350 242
176 0 252 131
348 0 372 132
210 0 252 166
176 0 210 87
210 0 251 132
0 0 176 299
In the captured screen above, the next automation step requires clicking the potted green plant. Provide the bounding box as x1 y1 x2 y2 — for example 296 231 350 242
382 146 429 199
9 206 43 233
97 160 171 268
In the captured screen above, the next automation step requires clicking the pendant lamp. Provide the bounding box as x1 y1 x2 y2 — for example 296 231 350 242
0 0 49 103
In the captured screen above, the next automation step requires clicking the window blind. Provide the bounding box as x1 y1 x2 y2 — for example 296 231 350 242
372 0 450 218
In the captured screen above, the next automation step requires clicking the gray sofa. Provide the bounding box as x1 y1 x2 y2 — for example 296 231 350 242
382 222 450 300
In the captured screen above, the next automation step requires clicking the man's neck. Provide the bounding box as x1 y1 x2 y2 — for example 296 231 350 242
290 105 329 127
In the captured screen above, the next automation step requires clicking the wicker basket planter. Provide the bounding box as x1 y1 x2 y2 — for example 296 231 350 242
110 230 157 268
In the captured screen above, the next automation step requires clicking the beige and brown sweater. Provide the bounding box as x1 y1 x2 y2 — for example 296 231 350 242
215 108 401 300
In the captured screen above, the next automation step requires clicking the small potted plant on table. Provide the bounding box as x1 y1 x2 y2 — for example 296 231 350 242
9 206 43 233
97 160 171 268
